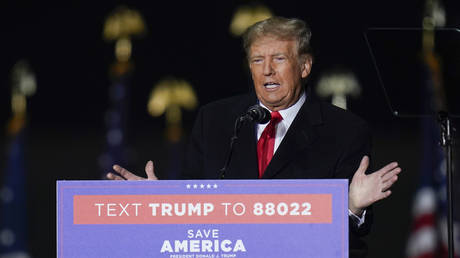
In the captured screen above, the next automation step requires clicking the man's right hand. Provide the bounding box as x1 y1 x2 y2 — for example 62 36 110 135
106 160 158 180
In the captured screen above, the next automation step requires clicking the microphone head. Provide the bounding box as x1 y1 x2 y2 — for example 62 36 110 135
246 105 271 124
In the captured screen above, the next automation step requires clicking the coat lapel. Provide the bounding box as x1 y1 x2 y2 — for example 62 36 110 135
261 97 323 179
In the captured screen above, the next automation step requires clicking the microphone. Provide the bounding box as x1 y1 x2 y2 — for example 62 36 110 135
218 105 271 179
240 105 271 124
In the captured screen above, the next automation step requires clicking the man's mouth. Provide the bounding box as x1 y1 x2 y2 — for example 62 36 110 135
263 82 280 89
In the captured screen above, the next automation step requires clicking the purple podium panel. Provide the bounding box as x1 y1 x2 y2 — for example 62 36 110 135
57 179 348 258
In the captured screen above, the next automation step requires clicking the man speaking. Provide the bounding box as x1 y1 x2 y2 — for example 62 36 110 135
107 17 402 258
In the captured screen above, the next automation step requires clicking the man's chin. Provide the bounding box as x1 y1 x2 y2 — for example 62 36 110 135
259 100 285 111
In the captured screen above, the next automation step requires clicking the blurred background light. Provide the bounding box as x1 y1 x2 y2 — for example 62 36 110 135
148 78 197 142
229 4 273 37
103 6 146 41
316 69 361 110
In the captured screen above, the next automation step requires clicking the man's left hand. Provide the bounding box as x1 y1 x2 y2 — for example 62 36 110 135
349 156 402 215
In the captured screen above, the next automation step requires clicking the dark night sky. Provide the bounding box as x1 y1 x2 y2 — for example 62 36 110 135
1 1 460 257
1 0 432 129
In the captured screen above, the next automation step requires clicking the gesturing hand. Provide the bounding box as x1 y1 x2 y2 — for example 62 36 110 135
106 160 158 180
349 156 401 215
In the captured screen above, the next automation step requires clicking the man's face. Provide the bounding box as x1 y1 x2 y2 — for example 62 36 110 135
249 36 312 111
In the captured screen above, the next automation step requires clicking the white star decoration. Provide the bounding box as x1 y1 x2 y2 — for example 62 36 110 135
186 183 218 189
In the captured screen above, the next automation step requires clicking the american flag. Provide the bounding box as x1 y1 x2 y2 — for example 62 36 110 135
405 114 459 258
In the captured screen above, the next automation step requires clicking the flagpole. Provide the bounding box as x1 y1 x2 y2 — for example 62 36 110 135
421 0 455 255
0 60 35 257
99 7 146 177
438 111 454 258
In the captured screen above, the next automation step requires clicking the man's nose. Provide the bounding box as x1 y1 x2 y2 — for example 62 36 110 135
263 60 274 76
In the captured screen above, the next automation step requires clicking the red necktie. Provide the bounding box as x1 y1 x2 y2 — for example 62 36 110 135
257 111 283 178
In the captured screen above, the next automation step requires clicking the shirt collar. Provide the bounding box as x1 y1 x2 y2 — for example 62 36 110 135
259 91 306 127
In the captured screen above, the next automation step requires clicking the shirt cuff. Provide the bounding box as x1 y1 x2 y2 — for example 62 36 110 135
348 209 366 227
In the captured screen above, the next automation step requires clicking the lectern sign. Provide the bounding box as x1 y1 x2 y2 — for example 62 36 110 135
57 180 348 257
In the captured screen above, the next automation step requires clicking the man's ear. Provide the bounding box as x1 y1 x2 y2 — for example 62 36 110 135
301 55 313 79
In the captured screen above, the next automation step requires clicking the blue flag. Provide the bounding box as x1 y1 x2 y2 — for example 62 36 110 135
0 127 30 257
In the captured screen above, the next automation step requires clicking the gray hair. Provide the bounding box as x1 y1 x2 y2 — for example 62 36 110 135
242 16 312 59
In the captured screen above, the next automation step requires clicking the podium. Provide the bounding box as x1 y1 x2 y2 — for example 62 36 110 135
57 179 348 257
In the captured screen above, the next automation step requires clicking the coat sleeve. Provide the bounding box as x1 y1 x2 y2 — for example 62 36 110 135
335 119 374 237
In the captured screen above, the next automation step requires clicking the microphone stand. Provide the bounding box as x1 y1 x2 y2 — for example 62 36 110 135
218 117 244 179
438 111 455 258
